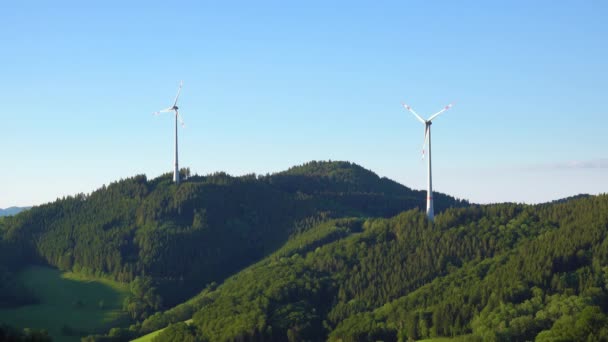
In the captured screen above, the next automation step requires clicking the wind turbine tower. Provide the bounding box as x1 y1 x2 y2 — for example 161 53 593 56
401 102 453 221
154 81 185 185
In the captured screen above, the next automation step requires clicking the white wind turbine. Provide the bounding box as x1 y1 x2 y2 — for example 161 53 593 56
401 102 453 221
154 81 185 185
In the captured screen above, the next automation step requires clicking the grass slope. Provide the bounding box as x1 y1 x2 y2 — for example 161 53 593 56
0 265 129 342
417 337 472 341
131 319 193 342
130 328 162 342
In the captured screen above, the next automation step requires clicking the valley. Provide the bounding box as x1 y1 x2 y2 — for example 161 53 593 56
0 265 128 342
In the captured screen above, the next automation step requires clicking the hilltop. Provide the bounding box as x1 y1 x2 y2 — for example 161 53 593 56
0 161 466 337
6 161 607 341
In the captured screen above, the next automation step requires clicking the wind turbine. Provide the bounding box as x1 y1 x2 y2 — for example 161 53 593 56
154 81 185 185
401 102 453 221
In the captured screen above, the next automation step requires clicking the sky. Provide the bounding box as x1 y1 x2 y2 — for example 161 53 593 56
1 1 607 208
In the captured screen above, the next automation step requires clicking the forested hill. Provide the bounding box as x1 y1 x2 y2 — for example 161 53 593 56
137 194 608 342
0 161 466 309
2 162 607 342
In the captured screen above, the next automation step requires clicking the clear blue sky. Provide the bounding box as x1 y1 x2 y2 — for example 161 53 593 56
1 1 607 208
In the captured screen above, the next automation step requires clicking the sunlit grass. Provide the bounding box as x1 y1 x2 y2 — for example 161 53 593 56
0 265 130 342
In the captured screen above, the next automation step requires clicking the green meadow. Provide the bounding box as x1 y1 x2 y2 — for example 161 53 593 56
417 336 473 342
0 265 130 342
130 328 163 342
130 319 193 342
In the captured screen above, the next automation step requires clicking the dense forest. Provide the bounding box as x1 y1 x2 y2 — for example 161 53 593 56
130 194 607 341
2 161 606 341
0 161 465 339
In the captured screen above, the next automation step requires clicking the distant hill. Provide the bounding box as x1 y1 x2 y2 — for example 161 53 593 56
0 206 31 217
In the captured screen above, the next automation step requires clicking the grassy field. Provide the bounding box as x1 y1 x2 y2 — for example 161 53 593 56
0 265 130 342
418 336 472 341
131 319 193 342
131 328 163 342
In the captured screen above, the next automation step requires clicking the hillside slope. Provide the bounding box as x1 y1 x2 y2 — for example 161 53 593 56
136 195 608 341
0 161 465 311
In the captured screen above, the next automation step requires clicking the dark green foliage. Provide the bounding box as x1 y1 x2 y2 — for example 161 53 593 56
135 194 608 341
123 276 162 321
7 161 607 341
0 325 51 342
182 205 533 341
330 195 608 341
0 267 38 308
153 322 199 342
0 227 39 308
138 285 216 335
0 161 465 312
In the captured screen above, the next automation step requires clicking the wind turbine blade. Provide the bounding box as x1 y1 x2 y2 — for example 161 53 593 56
153 107 173 115
177 112 185 127
173 81 183 107
422 125 429 159
402 102 426 124
427 103 454 122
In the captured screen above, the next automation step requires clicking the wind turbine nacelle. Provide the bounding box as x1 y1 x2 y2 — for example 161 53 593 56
172 105 179 110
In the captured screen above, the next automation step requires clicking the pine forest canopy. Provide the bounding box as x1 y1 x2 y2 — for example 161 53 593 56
0 160 606 341
0 161 465 306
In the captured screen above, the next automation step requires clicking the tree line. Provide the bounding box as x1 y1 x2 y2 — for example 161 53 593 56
140 194 608 341
0 161 466 340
